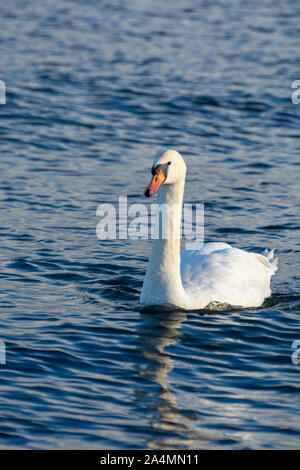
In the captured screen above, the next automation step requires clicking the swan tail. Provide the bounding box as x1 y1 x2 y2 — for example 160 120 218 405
252 249 278 276
263 248 278 275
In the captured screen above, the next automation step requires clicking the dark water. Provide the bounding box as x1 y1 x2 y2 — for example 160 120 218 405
0 0 299 449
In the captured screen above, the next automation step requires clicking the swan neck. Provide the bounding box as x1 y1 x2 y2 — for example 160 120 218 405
155 180 184 247
140 178 187 308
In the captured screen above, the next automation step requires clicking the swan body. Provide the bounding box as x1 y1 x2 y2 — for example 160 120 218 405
140 150 278 310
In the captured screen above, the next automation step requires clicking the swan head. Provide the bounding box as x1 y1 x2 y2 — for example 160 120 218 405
144 149 186 197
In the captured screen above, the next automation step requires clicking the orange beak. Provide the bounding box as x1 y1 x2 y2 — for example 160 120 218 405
144 169 165 197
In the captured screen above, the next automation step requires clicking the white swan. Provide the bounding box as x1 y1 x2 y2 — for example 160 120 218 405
140 149 278 310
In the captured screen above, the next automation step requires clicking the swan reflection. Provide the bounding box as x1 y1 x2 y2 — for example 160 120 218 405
136 309 207 449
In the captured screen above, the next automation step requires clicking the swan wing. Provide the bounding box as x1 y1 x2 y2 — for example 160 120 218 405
180 243 278 309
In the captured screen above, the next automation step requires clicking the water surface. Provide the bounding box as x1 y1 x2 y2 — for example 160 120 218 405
0 0 299 449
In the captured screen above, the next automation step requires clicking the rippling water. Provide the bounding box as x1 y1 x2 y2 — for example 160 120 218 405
0 0 299 449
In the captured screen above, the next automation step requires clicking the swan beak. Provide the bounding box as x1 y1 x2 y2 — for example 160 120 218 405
144 169 165 197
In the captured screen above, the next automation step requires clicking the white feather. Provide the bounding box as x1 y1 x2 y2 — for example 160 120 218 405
140 150 278 310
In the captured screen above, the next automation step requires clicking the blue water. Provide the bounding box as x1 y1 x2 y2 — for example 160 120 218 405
0 0 299 449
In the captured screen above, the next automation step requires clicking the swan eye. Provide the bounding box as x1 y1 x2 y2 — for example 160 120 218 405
168 161 171 165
